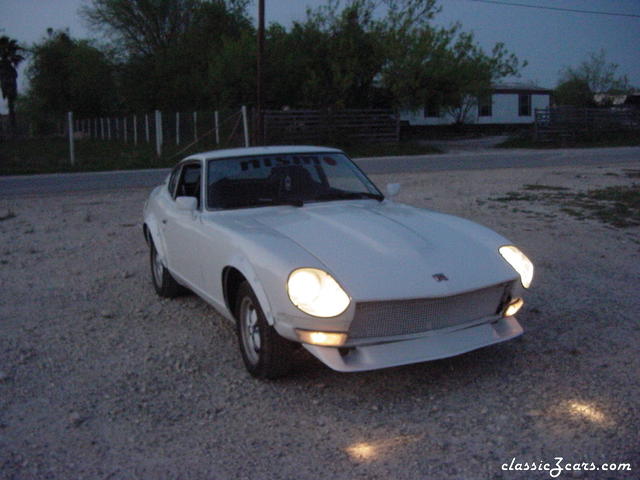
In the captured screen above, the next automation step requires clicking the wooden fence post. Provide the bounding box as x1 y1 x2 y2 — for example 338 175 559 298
68 112 75 165
176 112 180 145
242 106 250 147
155 110 163 157
133 114 138 146
214 111 220 145
193 111 198 141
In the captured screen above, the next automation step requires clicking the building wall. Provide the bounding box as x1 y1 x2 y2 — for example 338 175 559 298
401 92 550 126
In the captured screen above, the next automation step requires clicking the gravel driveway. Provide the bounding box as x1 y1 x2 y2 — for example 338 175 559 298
1 162 638 479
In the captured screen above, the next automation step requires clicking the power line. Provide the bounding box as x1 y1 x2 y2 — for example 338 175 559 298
464 0 640 18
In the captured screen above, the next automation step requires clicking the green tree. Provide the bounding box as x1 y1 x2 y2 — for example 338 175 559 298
81 0 249 56
0 35 25 131
381 16 524 121
286 0 525 118
82 0 253 110
554 77 594 107
26 30 116 116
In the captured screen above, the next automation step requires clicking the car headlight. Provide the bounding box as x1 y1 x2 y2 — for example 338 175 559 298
499 245 534 288
287 268 350 317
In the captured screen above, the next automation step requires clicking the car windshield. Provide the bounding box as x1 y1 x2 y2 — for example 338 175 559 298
206 152 383 210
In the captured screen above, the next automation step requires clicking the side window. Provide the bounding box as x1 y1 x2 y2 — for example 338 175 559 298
176 163 202 208
168 165 181 197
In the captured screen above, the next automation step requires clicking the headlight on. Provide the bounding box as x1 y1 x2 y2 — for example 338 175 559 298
287 268 350 317
499 245 534 288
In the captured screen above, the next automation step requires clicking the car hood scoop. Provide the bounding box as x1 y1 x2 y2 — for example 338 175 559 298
253 201 516 300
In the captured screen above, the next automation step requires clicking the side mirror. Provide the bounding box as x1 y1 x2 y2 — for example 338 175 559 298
386 183 401 199
176 196 197 211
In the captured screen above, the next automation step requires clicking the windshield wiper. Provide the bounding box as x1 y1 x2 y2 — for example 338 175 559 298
314 191 384 202
256 197 304 207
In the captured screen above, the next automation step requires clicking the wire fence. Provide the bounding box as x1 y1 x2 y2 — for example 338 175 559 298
534 106 640 143
2 106 400 169
1 107 251 167
73 107 251 158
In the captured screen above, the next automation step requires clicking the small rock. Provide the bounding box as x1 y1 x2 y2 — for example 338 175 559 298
100 310 114 319
69 412 85 427
0 371 10 382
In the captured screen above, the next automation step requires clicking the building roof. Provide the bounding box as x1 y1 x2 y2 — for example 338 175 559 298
492 82 552 94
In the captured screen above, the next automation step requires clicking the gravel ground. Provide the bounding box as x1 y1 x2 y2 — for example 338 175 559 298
1 162 639 480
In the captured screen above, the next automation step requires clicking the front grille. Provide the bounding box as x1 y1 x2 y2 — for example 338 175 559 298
348 283 511 339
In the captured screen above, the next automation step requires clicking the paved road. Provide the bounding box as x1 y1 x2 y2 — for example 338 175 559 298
1 146 638 197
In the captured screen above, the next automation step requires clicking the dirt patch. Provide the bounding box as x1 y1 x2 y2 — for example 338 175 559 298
1 162 639 479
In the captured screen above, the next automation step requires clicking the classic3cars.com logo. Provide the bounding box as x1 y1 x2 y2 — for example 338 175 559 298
501 457 632 478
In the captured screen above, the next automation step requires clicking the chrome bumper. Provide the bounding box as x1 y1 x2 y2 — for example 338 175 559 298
303 316 523 372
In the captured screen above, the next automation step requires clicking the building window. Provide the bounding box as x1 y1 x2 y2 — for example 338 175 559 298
519 94 532 116
424 98 441 118
478 95 492 117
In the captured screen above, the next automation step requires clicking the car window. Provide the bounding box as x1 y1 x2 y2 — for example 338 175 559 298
168 165 181 197
176 163 202 209
206 153 381 210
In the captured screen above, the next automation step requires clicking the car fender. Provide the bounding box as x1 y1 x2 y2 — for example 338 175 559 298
145 214 168 265
226 254 276 326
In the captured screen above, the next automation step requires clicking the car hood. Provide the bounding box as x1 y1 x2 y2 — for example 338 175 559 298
237 200 517 301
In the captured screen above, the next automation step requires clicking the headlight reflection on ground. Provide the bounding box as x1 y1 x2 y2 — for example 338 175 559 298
344 435 420 463
567 400 609 424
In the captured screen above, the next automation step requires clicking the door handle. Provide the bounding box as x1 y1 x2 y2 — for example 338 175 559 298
162 219 167 224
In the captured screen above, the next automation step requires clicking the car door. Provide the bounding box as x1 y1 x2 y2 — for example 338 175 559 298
162 160 205 287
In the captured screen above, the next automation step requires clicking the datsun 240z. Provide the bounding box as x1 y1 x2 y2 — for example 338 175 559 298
143 146 533 378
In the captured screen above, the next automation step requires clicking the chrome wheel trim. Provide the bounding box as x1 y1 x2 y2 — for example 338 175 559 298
240 297 261 365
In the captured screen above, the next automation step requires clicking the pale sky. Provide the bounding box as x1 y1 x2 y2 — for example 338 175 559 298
1 0 639 113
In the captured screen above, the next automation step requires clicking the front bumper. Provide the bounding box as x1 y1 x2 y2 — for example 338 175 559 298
302 316 523 372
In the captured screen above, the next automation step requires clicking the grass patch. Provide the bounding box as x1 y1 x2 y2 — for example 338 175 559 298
0 137 440 175
523 184 570 191
491 192 540 202
489 183 640 228
570 185 640 227
0 137 207 175
497 131 640 149
344 141 441 158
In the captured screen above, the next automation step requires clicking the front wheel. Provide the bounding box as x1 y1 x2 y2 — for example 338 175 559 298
235 282 294 379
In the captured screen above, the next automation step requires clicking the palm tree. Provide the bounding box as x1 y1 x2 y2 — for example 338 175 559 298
0 36 25 133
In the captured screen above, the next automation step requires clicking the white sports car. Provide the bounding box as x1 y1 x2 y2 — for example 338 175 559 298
143 146 533 378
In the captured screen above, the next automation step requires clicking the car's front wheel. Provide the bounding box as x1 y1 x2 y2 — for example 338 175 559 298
149 239 183 298
235 281 294 379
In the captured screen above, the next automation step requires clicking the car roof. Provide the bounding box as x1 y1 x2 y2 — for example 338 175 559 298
183 145 344 162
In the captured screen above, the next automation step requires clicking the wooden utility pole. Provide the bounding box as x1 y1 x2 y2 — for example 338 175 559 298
256 0 265 145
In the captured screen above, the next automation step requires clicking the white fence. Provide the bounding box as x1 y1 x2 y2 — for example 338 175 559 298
66 107 251 164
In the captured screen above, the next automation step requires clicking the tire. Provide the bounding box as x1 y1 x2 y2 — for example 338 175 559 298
149 238 184 298
235 281 294 379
